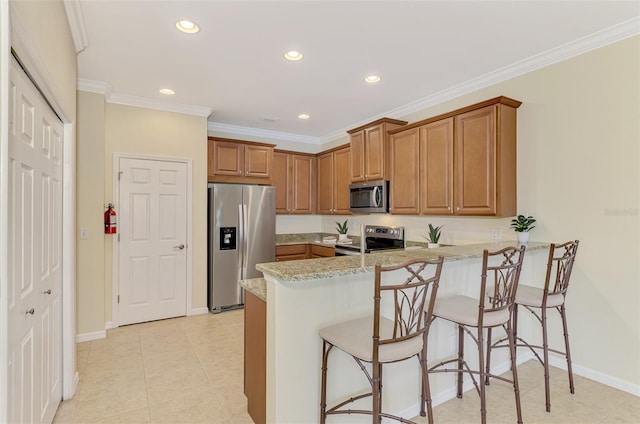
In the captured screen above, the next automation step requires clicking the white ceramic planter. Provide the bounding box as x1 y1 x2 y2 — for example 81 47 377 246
338 234 348 241
428 243 440 249
517 232 529 243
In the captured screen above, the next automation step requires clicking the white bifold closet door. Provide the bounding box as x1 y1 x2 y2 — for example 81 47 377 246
7 55 63 424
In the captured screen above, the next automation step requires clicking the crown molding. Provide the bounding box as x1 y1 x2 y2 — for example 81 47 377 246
107 93 212 118
77 79 211 117
207 122 321 145
77 78 111 95
319 16 640 144
63 0 89 53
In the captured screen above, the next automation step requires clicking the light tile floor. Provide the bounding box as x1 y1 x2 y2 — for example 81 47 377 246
54 311 639 423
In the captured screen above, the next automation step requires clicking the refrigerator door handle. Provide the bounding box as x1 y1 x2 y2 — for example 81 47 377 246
238 204 245 278
242 204 249 274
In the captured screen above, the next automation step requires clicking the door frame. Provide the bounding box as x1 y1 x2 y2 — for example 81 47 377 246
111 153 193 328
0 4 77 413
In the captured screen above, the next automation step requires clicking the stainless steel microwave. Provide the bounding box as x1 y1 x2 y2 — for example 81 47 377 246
349 180 389 213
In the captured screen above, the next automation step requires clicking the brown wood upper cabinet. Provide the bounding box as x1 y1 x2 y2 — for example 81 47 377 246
389 96 521 217
347 118 407 182
317 145 351 215
208 137 275 183
272 151 316 215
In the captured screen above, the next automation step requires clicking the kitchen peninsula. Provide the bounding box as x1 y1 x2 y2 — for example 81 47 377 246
242 242 550 423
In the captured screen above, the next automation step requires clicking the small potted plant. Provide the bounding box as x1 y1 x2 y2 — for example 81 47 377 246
510 215 536 243
336 219 349 241
424 223 443 248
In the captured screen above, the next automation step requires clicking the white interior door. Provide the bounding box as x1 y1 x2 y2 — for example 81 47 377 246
7 56 62 424
117 158 188 325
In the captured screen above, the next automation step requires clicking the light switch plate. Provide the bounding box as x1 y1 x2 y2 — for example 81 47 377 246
80 227 89 240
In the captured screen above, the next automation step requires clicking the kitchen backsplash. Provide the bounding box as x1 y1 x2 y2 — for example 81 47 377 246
277 214 518 246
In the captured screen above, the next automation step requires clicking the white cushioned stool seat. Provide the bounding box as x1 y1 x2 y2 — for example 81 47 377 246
433 295 510 327
319 316 424 363
516 284 564 308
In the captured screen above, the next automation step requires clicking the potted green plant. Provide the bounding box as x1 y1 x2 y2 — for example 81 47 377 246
424 223 443 248
510 214 536 243
336 219 349 241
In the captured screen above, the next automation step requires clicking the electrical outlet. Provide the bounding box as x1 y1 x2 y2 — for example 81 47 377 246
490 228 502 240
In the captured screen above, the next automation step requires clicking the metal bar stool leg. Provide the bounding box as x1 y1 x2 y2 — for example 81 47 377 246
485 327 493 386
507 320 523 424
457 324 464 398
477 327 487 424
560 304 575 394
542 306 551 412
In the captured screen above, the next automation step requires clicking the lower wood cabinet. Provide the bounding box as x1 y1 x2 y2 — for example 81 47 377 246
310 244 335 258
275 244 309 261
244 291 266 424
275 244 335 261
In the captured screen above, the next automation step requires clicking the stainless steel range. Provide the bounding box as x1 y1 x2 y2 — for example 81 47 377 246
334 225 405 256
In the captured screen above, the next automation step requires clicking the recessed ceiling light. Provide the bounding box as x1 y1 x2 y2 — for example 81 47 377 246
284 50 304 61
364 75 381 84
159 88 175 95
176 20 200 34
298 114 310 120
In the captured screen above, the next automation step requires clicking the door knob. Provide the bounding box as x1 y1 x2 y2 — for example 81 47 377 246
26 308 35 315
174 244 185 250
44 289 52 295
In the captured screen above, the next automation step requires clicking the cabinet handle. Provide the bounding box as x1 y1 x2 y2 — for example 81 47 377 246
26 308 35 315
456 207 460 211
44 289 52 295
447 207 451 211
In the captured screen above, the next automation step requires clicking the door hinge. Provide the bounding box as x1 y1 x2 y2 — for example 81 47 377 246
118 171 123 181
117 233 120 242
117 295 120 304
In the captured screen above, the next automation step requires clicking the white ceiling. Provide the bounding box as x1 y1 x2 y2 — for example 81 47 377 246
75 1 639 144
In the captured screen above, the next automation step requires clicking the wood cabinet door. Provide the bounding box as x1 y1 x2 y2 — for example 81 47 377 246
272 152 290 214
365 124 385 181
317 152 334 214
244 145 272 178
333 147 352 214
349 130 366 182
455 105 496 215
207 139 216 181
213 140 244 176
291 155 315 214
420 118 454 215
389 128 420 214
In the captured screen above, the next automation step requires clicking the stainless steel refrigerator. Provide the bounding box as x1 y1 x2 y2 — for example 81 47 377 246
207 183 275 312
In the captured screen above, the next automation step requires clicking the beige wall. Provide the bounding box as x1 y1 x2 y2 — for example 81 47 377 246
104 104 208 322
75 35 639 389
321 36 640 386
10 0 77 119
283 36 640 388
76 91 105 334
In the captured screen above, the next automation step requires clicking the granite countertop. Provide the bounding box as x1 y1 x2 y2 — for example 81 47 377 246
257 241 550 283
240 278 267 302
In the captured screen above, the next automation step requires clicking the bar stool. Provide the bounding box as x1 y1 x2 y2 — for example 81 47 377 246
487 240 579 413
429 246 526 424
319 257 444 424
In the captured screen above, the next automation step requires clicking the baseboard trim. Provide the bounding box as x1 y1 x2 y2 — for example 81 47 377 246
105 321 117 330
547 355 640 396
75 330 106 343
191 307 209 315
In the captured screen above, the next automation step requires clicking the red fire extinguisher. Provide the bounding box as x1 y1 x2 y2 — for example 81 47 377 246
104 203 117 234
